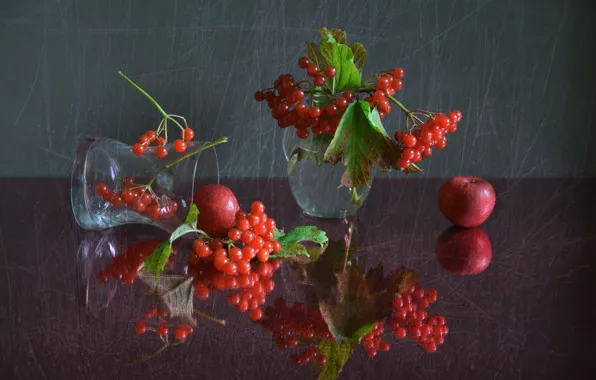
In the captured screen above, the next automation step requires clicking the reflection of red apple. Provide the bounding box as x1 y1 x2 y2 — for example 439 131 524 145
435 226 492 275
193 184 239 237
438 176 495 227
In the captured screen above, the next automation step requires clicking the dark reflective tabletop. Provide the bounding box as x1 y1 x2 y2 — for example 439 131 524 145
1 178 595 379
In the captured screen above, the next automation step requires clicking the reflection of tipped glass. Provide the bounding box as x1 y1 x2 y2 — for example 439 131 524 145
71 137 220 232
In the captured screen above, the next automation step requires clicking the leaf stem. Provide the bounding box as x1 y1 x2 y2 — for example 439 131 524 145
146 137 228 187
118 71 169 119
195 310 226 326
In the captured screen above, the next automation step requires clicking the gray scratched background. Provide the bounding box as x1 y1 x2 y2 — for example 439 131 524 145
1 0 595 178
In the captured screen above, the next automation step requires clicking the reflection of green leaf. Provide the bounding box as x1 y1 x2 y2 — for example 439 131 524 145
270 226 328 259
319 40 361 92
350 43 367 72
350 322 376 343
287 147 308 176
143 241 173 282
316 339 353 380
318 27 347 44
184 203 199 226
324 101 400 188
319 267 380 343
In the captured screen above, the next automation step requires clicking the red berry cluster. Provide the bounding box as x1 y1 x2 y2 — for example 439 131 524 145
387 286 448 352
187 201 281 321
260 298 331 366
95 176 178 220
394 110 462 169
135 306 194 342
98 240 162 285
361 321 391 357
132 127 195 158
362 67 405 120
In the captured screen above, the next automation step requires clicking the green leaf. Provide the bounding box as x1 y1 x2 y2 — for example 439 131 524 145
349 43 367 72
169 224 201 244
349 322 377 343
318 27 347 44
143 241 173 282
316 339 353 380
324 101 400 188
306 42 328 69
319 40 361 92
184 203 199 226
270 226 328 259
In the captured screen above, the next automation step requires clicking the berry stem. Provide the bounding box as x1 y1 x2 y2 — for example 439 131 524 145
146 137 228 187
343 223 354 272
195 310 226 326
118 71 169 119
386 94 411 115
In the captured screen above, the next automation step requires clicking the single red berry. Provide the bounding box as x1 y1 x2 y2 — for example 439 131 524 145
421 146 433 158
392 296 404 308
228 247 243 262
435 315 446 326
410 327 422 339
306 64 319 77
403 134 417 148
342 91 354 102
426 288 438 302
391 79 403 91
315 355 327 365
249 307 263 321
251 236 265 250
156 324 168 336
449 110 462 122
145 130 156 140
236 259 251 274
227 228 242 242
135 320 147 335
376 76 391 91
335 97 348 109
434 114 450 129
324 65 336 78
298 56 310 69
247 214 261 227
257 249 269 263
195 283 210 300
236 218 250 231
314 75 326 87
413 287 425 300
109 194 124 206
394 327 407 339
292 89 305 102
132 143 145 156
251 201 265 214
419 299 430 309
254 91 265 101
174 326 188 341
398 158 410 169
436 136 447 149
308 106 322 118
425 341 437 352
379 341 390 352
393 67 405 78
296 128 309 139
223 261 238 276
421 324 433 336
183 128 195 141
373 90 386 104
173 139 187 153
96 183 109 196
272 241 281 253
155 146 168 158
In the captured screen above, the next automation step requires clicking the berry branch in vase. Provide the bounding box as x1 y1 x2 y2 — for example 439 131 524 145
255 27 463 190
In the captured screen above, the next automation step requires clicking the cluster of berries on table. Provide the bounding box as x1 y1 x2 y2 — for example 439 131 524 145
394 110 462 169
134 306 194 342
95 177 178 220
187 201 282 322
132 126 195 158
260 298 331 366
97 239 163 285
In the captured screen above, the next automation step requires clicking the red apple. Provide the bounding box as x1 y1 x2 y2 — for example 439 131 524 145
193 184 239 238
438 176 495 227
435 226 492 275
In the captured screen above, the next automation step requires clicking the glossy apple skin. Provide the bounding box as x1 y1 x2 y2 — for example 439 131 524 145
435 226 492 275
193 184 239 238
438 176 496 227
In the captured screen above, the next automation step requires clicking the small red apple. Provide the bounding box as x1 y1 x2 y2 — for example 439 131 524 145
193 184 239 238
438 176 495 227
435 226 492 275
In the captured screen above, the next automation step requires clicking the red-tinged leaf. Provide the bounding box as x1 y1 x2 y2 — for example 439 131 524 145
350 42 367 72
318 27 347 44
324 101 401 188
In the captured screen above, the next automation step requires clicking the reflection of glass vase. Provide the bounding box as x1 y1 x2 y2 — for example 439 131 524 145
282 129 372 219
71 137 219 232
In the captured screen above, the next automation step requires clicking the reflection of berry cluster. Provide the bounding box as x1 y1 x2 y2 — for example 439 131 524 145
134 306 194 342
95 176 178 220
132 127 195 158
394 110 462 169
98 240 162 285
187 201 282 321
261 298 330 365
388 286 448 353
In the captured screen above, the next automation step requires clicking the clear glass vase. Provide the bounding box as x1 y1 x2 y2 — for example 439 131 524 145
282 128 372 218
71 137 220 232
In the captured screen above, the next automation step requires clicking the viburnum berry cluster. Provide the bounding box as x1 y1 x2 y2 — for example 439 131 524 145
387 286 447 353
394 110 462 169
187 201 282 321
260 298 331 366
98 239 164 285
134 306 194 342
95 176 178 220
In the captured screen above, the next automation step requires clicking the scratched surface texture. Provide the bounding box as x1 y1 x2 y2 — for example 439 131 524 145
2 0 596 379
0 178 595 379
1 0 595 177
